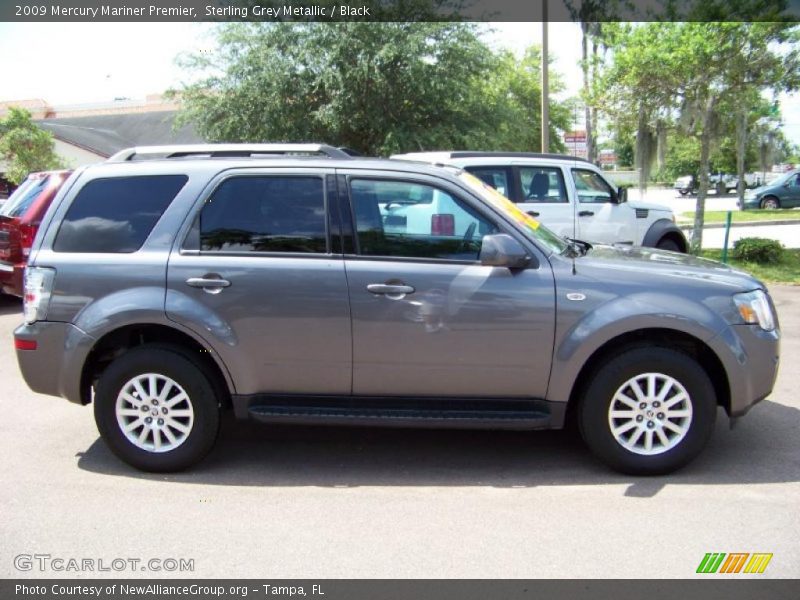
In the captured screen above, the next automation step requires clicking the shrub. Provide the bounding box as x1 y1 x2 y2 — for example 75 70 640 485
732 237 785 264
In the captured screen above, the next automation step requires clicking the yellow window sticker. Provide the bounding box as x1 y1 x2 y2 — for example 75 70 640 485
459 172 541 230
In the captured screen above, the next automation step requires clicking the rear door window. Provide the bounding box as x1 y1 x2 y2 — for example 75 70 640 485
520 167 568 203
53 175 187 253
199 176 327 254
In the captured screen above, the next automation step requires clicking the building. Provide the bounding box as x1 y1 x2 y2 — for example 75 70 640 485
0 95 204 195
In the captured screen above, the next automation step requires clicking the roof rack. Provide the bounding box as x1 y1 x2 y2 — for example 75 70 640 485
106 143 354 162
445 151 592 164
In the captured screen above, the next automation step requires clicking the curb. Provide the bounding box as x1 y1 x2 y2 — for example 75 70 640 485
677 219 800 230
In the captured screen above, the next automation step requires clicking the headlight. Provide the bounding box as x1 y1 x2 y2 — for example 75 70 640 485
733 289 775 331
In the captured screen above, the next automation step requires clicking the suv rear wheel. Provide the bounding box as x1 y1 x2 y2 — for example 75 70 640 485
578 347 716 475
94 346 220 472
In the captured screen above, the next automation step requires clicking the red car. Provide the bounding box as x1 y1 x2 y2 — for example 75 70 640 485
0 170 71 296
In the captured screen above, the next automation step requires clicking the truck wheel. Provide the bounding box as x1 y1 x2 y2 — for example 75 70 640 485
94 346 220 472
578 347 716 475
761 196 780 210
679 190 689 196
656 238 681 252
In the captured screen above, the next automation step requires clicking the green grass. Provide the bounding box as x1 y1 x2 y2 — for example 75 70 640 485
700 248 800 284
680 209 800 223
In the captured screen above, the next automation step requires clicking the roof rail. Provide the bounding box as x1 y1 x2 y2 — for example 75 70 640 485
445 151 592 164
106 143 354 162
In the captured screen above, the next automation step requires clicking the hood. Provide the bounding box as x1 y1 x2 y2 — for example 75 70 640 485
745 184 773 196
574 244 762 291
627 200 673 213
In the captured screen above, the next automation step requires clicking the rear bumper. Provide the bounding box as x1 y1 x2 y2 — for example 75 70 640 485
14 320 96 404
0 260 24 296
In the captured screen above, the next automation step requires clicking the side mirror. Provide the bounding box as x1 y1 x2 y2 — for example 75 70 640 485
617 186 628 203
480 234 530 269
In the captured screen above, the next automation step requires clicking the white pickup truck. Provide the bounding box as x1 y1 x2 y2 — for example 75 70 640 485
392 151 688 252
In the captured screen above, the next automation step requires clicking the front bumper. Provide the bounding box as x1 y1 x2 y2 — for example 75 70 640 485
14 320 97 404
709 323 780 418
740 197 761 210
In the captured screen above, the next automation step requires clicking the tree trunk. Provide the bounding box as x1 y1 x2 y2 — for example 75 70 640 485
590 35 599 163
656 120 667 172
582 22 593 163
691 98 717 254
635 104 650 198
735 109 747 205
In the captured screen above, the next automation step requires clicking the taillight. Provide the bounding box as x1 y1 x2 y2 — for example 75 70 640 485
14 338 37 351
23 267 55 324
431 214 455 236
19 223 37 258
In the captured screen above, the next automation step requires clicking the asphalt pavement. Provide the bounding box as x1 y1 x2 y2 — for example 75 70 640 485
1 287 798 579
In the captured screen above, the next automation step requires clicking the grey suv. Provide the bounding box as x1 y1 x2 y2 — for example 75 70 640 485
14 144 780 475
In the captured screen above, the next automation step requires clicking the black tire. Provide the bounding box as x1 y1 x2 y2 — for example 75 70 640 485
94 345 220 472
679 190 689 196
578 347 716 475
655 237 681 252
761 196 780 210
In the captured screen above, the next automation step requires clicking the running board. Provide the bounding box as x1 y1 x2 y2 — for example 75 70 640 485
239 396 562 430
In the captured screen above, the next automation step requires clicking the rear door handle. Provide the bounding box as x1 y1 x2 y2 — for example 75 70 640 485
367 283 415 296
526 211 540 217
186 276 231 294
578 210 595 217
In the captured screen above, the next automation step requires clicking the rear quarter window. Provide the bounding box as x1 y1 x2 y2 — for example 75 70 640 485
53 175 187 253
0 176 49 218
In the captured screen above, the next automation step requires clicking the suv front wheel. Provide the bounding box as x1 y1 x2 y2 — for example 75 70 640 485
578 347 716 475
94 346 220 472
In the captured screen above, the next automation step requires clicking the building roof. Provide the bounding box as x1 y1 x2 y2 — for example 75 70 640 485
37 111 204 158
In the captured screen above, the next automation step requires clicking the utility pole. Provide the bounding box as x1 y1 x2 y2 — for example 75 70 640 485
541 3 549 153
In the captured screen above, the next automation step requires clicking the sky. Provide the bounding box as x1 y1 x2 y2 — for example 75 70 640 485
0 21 797 145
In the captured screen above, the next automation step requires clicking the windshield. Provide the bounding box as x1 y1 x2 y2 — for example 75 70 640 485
0 175 49 218
769 171 797 187
457 171 569 255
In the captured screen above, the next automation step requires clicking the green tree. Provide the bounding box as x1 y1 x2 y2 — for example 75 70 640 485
600 22 799 252
564 3 631 164
722 24 800 203
0 107 63 185
175 22 518 155
480 46 571 153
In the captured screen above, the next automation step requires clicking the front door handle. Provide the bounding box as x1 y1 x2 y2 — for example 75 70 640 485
578 210 595 217
186 276 231 295
367 283 415 297
527 210 540 217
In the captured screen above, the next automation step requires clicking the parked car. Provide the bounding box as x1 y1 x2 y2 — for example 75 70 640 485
674 175 696 196
740 169 800 209
0 170 71 296
392 151 688 252
14 144 779 475
674 173 763 197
